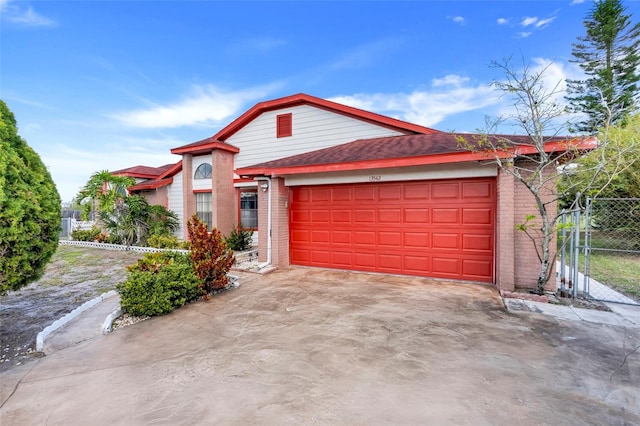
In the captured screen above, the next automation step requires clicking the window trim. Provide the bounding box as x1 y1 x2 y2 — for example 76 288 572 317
195 191 212 230
276 113 292 138
238 189 258 231
194 163 212 179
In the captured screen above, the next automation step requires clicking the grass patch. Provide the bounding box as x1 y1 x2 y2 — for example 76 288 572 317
586 252 640 301
54 245 87 265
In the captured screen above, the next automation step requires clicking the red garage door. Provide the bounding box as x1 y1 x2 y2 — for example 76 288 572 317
290 178 495 282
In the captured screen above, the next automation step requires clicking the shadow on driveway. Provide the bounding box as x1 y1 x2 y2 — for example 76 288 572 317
1 268 639 425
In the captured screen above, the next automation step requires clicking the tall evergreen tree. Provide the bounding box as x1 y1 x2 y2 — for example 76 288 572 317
0 100 61 294
566 0 640 133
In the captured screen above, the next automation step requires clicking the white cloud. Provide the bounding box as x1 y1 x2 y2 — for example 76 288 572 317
535 17 556 28
518 32 533 38
1 1 57 27
521 17 538 27
450 16 465 25
329 75 499 128
571 0 585 5
432 75 470 87
112 84 281 128
497 18 509 25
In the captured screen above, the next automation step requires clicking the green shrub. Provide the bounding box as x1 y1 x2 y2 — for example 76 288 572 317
148 234 183 249
187 215 235 295
71 227 101 241
225 223 254 251
0 101 61 294
116 252 201 317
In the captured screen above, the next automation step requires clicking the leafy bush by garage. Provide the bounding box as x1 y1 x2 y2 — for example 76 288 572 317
225 223 254 252
116 252 201 317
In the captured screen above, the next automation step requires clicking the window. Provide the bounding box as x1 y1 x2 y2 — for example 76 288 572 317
195 192 212 230
194 163 212 179
240 191 258 229
276 113 292 138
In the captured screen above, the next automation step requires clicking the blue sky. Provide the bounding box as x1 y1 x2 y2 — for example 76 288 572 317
2 0 638 203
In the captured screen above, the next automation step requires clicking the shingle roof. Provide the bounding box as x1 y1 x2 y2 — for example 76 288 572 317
111 163 176 178
240 132 567 170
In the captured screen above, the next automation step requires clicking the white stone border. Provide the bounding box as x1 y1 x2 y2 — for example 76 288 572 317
102 308 123 334
59 240 189 254
36 290 118 352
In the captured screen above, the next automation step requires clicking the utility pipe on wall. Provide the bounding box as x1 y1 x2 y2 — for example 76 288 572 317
255 176 272 268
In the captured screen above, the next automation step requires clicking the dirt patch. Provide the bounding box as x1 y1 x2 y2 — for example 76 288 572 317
0 245 143 372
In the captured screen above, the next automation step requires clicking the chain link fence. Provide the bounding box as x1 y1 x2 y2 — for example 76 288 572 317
583 197 640 305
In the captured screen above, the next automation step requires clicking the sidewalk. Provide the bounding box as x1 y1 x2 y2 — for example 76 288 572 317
504 297 640 328
41 293 121 355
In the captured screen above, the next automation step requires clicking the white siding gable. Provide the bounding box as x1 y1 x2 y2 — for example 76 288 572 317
168 171 184 239
230 104 406 169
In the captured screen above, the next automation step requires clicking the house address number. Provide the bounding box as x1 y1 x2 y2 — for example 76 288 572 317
369 175 382 181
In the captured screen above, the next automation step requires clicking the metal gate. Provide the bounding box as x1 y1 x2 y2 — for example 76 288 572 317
559 198 640 306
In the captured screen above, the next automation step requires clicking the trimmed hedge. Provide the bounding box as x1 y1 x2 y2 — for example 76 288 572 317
117 252 201 317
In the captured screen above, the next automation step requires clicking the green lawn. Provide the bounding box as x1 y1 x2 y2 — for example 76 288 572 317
586 252 640 301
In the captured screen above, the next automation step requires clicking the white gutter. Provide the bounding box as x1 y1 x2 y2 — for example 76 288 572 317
255 176 272 268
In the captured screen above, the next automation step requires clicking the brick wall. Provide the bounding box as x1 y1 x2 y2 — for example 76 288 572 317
496 168 515 291
499 161 558 292
212 150 236 235
270 177 290 267
139 187 168 208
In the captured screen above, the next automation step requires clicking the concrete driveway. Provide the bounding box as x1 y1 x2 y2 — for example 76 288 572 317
1 268 638 425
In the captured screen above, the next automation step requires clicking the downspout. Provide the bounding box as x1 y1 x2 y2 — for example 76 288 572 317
255 176 272 268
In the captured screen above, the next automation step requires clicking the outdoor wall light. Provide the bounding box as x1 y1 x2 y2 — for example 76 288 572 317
260 183 269 192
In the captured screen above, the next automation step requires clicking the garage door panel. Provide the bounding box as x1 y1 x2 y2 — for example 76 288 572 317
354 210 375 223
404 255 430 272
379 185 402 200
311 188 331 202
355 187 375 201
378 231 402 246
463 208 493 225
404 232 429 248
290 229 309 243
310 210 330 223
291 210 310 223
354 252 376 268
291 249 310 263
432 233 460 249
354 231 376 245
311 250 331 264
463 234 493 252
332 231 351 244
378 209 402 223
332 251 352 266
332 210 351 222
462 181 492 199
404 184 429 200
291 178 495 282
432 209 459 224
378 253 402 270
405 208 429 223
432 257 461 275
432 183 459 199
462 259 493 280
311 230 330 243
331 187 352 201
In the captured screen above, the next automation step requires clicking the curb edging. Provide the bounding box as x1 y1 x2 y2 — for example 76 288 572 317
36 290 118 352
